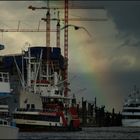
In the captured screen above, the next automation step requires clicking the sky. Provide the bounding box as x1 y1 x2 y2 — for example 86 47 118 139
0 0 140 112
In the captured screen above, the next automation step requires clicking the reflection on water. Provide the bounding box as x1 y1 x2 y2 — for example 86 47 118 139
19 127 140 139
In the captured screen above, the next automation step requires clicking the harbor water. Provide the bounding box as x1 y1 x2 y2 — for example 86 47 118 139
19 127 140 139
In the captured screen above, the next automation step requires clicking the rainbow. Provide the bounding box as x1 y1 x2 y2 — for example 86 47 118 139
68 29 123 112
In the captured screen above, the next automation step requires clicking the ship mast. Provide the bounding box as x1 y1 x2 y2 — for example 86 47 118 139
56 11 60 48
64 0 69 97
46 0 50 48
27 47 31 90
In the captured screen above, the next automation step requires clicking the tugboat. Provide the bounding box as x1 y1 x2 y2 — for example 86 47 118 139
122 85 140 127
1 2 81 131
12 47 81 131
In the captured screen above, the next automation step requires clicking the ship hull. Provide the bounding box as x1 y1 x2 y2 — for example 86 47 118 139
16 123 82 132
122 119 140 127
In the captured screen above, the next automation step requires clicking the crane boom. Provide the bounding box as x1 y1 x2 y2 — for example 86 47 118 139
28 5 105 10
0 29 56 32
0 18 107 33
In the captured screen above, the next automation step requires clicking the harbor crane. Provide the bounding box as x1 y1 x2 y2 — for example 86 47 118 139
0 0 106 97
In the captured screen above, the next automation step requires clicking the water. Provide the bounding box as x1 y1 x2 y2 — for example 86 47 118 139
19 127 140 139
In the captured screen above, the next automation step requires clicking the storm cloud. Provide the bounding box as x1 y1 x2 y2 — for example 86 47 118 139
105 1 140 48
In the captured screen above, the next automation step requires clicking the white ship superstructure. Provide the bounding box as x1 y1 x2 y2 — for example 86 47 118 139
0 72 11 97
122 86 140 127
0 72 19 139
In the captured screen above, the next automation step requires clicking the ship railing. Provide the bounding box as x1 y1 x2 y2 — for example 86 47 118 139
16 108 42 112
42 108 58 112
16 108 59 112
0 72 9 83
0 118 9 126
124 103 140 107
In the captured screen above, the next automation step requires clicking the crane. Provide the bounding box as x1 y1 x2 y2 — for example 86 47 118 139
28 0 106 97
0 0 107 98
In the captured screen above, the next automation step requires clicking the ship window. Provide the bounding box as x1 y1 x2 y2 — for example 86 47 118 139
0 76 2 81
123 109 140 112
31 64 34 69
13 114 17 118
3 74 8 82
0 120 3 124
60 91 63 95
26 104 30 110
55 90 59 95
122 115 140 119
4 121 7 125
31 104 35 109
4 78 8 82
13 114 60 122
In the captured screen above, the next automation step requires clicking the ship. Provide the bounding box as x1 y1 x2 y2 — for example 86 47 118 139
0 2 81 131
122 85 140 127
0 70 19 139
0 117 19 139
0 46 81 131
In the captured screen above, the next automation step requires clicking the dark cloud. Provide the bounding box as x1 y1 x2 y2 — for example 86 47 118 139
120 38 140 48
106 2 140 34
105 1 140 47
70 1 140 47
113 70 140 95
63 1 140 47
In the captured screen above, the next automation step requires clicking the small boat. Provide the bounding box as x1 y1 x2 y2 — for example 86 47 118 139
122 85 140 127
0 118 19 139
